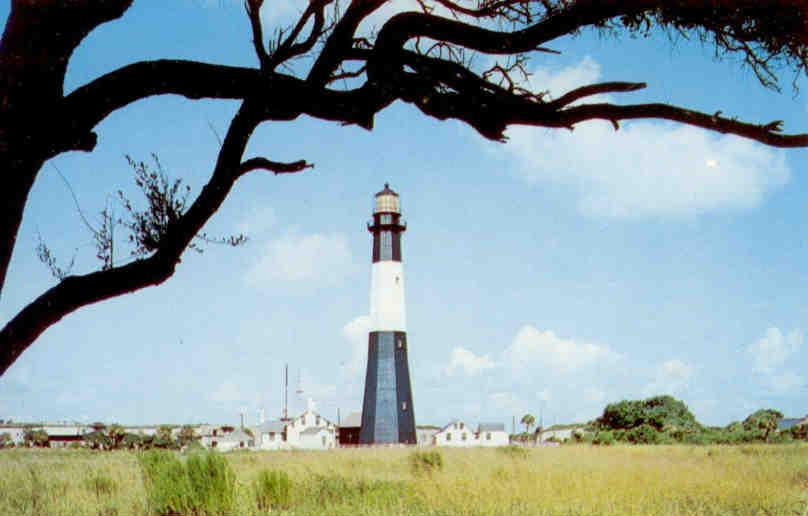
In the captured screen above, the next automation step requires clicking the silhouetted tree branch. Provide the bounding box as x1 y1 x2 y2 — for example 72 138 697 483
2 0 807 375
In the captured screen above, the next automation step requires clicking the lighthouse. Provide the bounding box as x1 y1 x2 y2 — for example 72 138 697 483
359 184 416 444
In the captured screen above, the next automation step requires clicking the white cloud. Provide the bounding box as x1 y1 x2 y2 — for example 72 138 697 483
235 206 276 237
765 371 805 394
504 325 619 373
341 315 371 378
445 347 496 376
747 327 802 373
502 57 789 218
245 232 354 286
489 391 527 415
643 359 694 395
529 56 603 104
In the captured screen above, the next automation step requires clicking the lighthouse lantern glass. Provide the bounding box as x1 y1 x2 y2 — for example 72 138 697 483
375 194 399 214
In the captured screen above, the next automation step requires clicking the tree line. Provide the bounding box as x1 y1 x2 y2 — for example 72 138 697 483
0 423 201 450
517 395 807 445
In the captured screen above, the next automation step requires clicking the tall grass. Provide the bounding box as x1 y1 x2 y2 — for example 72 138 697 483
0 444 805 515
138 449 235 515
253 470 291 511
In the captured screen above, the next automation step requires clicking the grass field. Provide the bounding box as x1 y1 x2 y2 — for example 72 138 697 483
0 444 806 515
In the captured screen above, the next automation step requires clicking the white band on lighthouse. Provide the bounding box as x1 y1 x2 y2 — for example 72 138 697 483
369 261 406 332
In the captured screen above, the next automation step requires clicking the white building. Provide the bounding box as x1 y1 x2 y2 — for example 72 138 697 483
433 421 508 447
252 400 336 451
199 426 254 451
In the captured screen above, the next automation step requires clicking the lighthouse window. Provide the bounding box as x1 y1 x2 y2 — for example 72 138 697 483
379 231 393 260
380 214 393 224
397 339 403 349
402 401 408 411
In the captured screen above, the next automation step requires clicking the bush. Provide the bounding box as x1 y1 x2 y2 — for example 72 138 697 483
409 450 444 474
592 431 615 446
254 470 291 511
626 424 659 444
497 444 528 458
139 449 235 515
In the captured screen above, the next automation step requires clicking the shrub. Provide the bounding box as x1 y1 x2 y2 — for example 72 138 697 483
592 431 615 446
497 444 528 459
626 424 659 444
409 450 444 474
139 449 235 515
253 470 291 511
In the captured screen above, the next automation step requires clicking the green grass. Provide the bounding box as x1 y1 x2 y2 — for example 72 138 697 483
0 444 806 515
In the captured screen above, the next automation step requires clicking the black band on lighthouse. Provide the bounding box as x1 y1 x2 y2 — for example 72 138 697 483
369 213 404 263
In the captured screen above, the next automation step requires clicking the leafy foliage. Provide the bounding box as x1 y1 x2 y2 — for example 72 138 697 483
22 427 48 448
178 425 198 448
591 396 799 445
118 155 246 259
598 395 699 432
0 432 13 448
520 414 536 433
742 409 784 442
118 155 192 258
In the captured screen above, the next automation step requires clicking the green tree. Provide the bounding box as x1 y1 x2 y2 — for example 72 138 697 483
84 430 111 450
599 396 699 432
1 1 807 376
23 426 49 447
178 425 198 447
107 424 126 450
122 433 143 450
742 409 783 442
154 425 177 449
520 414 536 434
788 422 808 441
0 432 13 448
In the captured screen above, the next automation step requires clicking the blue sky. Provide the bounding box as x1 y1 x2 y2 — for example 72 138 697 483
1 0 806 429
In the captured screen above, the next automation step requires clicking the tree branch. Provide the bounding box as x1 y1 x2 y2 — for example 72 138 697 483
245 0 270 69
551 102 808 147
0 101 263 376
547 81 647 108
238 157 313 175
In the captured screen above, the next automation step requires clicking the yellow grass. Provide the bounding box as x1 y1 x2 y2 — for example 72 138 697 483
0 444 806 515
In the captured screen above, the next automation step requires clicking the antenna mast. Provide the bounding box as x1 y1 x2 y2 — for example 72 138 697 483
283 364 289 421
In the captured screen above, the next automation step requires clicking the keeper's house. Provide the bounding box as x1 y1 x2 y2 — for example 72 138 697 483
432 421 509 447
252 402 336 451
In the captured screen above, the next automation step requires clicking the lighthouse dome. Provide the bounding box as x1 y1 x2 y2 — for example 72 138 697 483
374 183 400 214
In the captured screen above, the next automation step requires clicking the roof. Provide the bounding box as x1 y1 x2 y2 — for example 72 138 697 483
375 183 398 197
478 423 505 433
254 420 287 433
777 418 806 431
339 412 362 428
300 427 328 436
216 429 252 442
438 420 462 432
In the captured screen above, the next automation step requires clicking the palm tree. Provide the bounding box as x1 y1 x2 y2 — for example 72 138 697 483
521 414 536 434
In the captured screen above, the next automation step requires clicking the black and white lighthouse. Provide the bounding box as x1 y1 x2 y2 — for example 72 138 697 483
359 184 416 444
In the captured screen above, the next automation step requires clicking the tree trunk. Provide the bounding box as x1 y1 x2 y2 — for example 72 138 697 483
0 152 40 298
